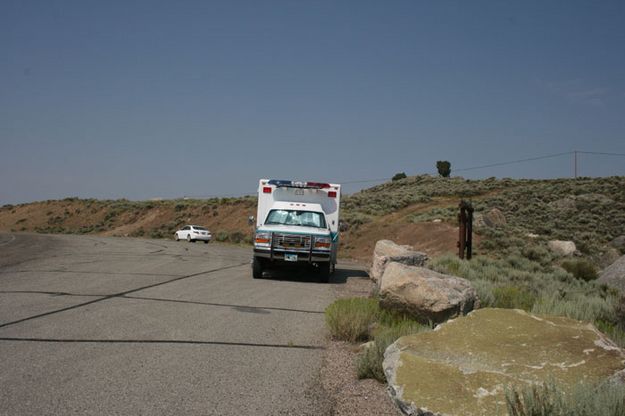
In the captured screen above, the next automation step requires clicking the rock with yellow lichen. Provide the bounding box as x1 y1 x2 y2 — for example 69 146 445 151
383 308 625 416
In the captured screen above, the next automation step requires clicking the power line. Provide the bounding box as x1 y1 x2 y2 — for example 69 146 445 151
576 150 625 157
340 178 389 184
175 150 625 199
454 151 573 173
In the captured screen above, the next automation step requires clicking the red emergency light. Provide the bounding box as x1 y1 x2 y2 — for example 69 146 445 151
328 191 337 198
263 187 272 193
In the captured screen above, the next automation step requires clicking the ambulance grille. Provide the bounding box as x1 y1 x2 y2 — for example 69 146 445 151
273 233 311 249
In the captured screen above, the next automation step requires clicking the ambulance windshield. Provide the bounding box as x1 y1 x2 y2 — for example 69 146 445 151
265 210 327 229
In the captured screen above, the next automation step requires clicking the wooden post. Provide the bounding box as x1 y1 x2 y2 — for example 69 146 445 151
458 200 474 260
466 203 474 260
458 205 466 259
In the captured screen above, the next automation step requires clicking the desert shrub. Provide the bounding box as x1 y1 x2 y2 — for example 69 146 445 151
103 210 119 222
229 231 246 244
430 253 621 335
215 232 229 242
594 320 625 349
492 285 536 311
150 230 165 239
357 317 430 382
411 206 457 223
532 292 617 324
78 225 94 234
324 298 380 343
392 172 407 181
521 245 552 265
561 259 597 281
505 381 625 416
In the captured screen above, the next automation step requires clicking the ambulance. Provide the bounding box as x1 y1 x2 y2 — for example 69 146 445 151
252 179 341 282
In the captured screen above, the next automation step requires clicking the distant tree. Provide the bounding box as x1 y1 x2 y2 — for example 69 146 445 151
436 161 451 177
392 172 407 181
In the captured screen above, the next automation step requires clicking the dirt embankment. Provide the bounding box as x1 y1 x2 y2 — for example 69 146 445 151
0 198 257 243
0 195 466 262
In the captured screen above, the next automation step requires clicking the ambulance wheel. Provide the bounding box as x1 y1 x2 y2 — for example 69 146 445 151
252 257 264 279
318 263 330 283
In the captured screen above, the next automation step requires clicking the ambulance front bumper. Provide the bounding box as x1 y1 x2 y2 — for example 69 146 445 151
254 248 331 263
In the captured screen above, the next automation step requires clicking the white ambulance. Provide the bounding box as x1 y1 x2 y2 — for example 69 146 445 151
252 179 341 282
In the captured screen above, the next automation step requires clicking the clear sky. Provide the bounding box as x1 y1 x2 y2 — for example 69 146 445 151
2 1 624 204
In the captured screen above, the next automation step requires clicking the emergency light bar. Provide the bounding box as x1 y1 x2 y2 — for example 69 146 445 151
267 179 332 189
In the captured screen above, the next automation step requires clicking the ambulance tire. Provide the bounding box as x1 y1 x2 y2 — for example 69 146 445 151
252 257 264 279
318 263 331 283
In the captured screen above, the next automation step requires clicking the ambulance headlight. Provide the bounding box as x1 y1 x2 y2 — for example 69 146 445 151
314 236 332 250
254 232 272 248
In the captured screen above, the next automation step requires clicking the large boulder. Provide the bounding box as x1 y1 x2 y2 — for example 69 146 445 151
370 240 428 283
475 208 506 228
483 208 506 227
548 197 577 211
610 235 625 254
548 240 577 256
599 247 622 269
379 263 479 324
598 254 625 293
384 308 625 416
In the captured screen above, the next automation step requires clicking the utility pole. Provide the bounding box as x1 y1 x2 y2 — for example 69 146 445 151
574 150 578 178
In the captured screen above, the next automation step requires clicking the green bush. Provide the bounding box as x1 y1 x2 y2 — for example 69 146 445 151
436 160 451 177
521 245 552 265
505 381 625 416
430 253 624 347
492 285 536 311
392 172 407 181
229 231 246 244
150 230 165 239
215 232 229 242
595 320 625 349
357 319 428 382
532 293 617 324
561 259 597 281
324 298 380 342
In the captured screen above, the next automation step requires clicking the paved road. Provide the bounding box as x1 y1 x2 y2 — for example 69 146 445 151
0 233 348 415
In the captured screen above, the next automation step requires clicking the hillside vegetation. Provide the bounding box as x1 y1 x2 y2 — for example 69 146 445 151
0 196 257 244
2 175 624 263
343 175 625 347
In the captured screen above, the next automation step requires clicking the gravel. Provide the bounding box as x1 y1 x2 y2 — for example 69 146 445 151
320 267 401 416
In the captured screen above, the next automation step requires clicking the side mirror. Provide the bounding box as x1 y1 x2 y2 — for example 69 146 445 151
248 216 255 226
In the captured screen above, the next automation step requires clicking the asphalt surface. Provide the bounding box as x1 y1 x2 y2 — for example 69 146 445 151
0 233 347 415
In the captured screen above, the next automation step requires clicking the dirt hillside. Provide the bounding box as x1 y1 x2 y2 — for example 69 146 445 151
2 175 624 266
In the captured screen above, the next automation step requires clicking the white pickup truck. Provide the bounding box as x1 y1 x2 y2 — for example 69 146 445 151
252 179 341 282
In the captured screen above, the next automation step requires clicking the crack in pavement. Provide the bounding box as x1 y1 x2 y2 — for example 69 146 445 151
0 262 248 329
0 337 325 350
0 291 325 314
0 269 181 277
